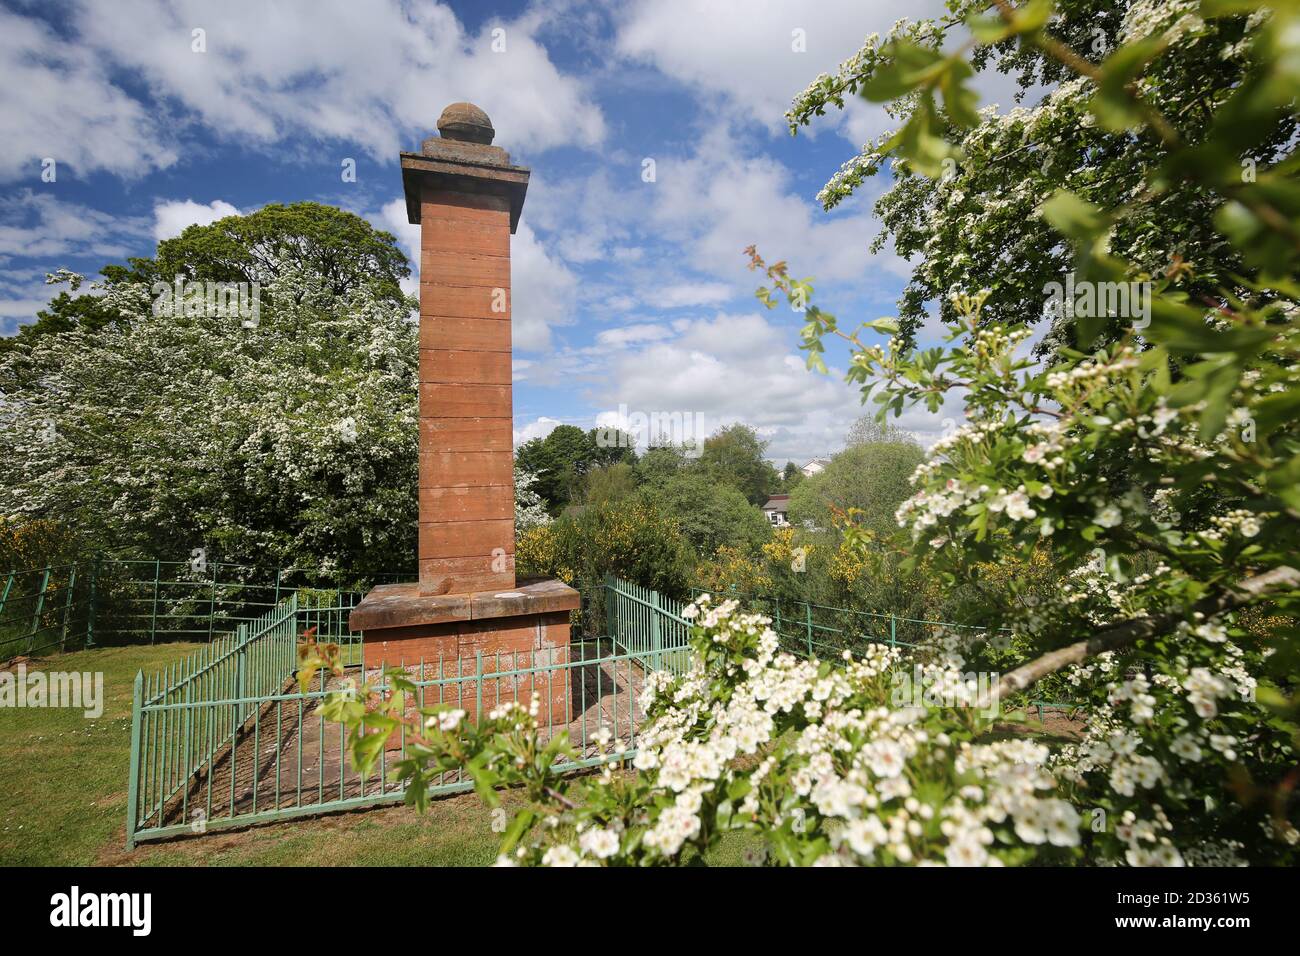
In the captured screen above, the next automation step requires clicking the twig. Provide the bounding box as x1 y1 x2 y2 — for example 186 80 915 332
995 565 1300 699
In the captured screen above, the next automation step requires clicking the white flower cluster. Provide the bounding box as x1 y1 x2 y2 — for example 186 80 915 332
538 597 1087 866
1054 633 1270 865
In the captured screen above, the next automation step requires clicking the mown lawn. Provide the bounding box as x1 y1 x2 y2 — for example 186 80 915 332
1 643 759 866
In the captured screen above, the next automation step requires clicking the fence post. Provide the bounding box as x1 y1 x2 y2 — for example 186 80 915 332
605 576 616 646
208 560 218 643
60 566 77 653
474 651 483 723
650 588 661 664
804 600 813 657
236 631 247 723
0 570 14 618
889 615 897 648
28 566 51 654
125 671 143 850
149 559 160 644
86 553 99 648
774 599 781 637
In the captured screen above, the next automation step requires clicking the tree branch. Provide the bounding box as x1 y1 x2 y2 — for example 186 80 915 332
995 565 1300 700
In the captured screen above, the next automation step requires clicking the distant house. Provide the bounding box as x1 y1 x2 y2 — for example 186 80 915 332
800 457 830 478
762 494 790 527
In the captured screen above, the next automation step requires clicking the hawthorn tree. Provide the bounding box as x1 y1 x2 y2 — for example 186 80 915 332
0 257 419 577
791 0 1299 356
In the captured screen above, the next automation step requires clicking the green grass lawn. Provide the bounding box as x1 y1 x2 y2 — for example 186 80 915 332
1 642 758 866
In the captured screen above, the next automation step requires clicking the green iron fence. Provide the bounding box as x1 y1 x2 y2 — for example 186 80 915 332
122 574 1077 846
683 584 1078 719
0 554 407 659
0 562 94 659
126 578 668 846
688 585 998 655
604 575 693 675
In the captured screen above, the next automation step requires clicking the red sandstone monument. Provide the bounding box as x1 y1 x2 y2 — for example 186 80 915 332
348 103 580 722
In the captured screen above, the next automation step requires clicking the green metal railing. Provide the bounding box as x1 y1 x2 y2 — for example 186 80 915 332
604 575 693 675
0 562 94 658
0 554 402 660
120 574 1081 847
128 594 301 837
686 584 998 654
126 590 379 846
682 585 1077 720
127 629 669 847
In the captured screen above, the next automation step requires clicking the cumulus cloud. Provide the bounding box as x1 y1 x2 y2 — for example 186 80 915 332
0 0 605 184
0 9 179 181
615 0 949 141
152 199 240 241
582 310 871 463
513 415 564 446
595 323 672 348
0 192 151 262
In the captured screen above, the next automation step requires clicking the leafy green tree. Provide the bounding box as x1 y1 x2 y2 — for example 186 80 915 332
634 443 691 488
515 424 599 512
514 466 551 534
0 285 123 359
589 427 638 468
515 498 694 611
787 441 924 537
699 424 779 505
0 259 418 577
151 202 409 303
648 471 772 557
780 460 804 493
581 462 638 509
3 204 411 363
845 415 914 447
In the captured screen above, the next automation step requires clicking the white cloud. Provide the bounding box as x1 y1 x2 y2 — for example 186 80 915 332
513 415 563 446
0 192 151 262
647 124 889 286
511 222 580 352
595 323 672 348
377 198 422 299
658 281 734 308
0 9 179 181
0 1 605 185
587 310 873 463
615 0 948 141
152 199 240 241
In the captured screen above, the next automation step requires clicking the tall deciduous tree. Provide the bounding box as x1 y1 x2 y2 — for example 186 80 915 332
787 441 924 537
699 424 779 505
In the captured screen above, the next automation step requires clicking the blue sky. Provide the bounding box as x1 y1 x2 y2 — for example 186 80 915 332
0 0 1005 463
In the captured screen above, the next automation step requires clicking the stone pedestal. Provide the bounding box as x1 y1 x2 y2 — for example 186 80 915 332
349 579 580 734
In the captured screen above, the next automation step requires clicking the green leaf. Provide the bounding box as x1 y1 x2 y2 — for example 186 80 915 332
500 809 535 853
860 41 945 102
1145 299 1275 354
1090 39 1165 132
1039 190 1107 242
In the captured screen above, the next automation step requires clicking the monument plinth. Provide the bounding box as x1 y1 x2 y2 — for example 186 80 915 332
349 103 579 726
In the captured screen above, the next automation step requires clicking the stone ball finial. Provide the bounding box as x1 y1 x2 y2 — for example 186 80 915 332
437 102 495 145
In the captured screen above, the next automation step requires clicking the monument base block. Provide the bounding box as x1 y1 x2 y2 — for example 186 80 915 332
348 578 580 738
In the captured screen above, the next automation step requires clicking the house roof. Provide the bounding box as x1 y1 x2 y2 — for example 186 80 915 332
803 457 830 467
762 494 790 512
